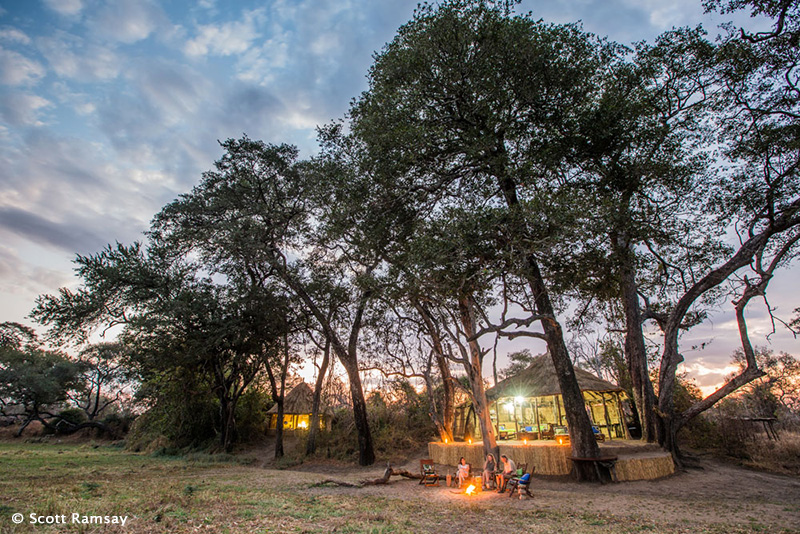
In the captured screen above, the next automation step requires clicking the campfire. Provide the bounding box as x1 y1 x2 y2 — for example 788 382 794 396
465 484 476 496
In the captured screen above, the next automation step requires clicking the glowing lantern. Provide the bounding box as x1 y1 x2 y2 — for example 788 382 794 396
465 485 476 495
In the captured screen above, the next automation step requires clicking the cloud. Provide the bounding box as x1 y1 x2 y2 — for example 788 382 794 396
42 0 84 17
0 244 71 295
620 0 703 28
129 59 210 126
88 0 170 44
0 47 46 85
0 206 106 254
0 27 32 45
0 92 51 126
183 8 266 57
37 32 121 81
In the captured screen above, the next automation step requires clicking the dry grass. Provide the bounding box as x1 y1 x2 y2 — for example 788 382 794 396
0 442 798 533
744 431 800 476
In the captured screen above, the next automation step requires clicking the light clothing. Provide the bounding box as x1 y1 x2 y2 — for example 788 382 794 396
456 462 470 486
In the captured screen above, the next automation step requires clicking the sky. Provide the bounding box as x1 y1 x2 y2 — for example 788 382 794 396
0 0 796 396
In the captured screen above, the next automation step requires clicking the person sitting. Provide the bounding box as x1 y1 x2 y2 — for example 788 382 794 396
482 453 496 490
497 454 516 493
456 456 470 487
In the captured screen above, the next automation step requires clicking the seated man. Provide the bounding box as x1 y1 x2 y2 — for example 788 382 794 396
497 454 516 493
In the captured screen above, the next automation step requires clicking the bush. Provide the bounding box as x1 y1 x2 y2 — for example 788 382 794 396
235 388 271 443
50 407 88 433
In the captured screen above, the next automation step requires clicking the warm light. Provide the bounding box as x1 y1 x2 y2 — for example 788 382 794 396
468 438 472 444
298 421 308 429
515 396 524 405
444 438 448 444
557 437 565 445
523 439 528 445
465 485 476 495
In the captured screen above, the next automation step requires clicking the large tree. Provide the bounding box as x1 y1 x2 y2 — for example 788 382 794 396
151 138 381 465
348 0 610 472
649 0 800 457
33 243 288 452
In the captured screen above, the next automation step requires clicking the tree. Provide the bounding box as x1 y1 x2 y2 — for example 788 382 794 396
71 342 134 422
150 138 379 465
648 0 800 458
33 243 288 452
730 347 800 415
349 0 608 474
499 349 535 381
550 26 723 443
0 322 83 436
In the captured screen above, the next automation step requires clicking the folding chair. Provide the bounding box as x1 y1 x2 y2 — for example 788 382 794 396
419 459 440 486
507 466 535 498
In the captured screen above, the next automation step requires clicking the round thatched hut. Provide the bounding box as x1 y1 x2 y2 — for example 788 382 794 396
266 382 331 432
455 353 629 441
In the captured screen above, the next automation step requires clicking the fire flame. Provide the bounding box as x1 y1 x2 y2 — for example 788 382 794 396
298 421 308 429
465 485 476 495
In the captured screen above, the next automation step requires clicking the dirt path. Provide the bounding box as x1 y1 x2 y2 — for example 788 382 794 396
287 455 800 532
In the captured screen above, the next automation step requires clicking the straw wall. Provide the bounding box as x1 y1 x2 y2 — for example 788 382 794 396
428 442 674 481
614 455 674 481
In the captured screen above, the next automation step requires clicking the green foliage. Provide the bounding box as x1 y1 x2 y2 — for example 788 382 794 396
53 407 88 430
0 329 83 430
126 374 219 452
234 388 271 443
499 349 535 380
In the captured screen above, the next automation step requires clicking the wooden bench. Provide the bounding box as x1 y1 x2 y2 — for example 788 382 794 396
568 455 618 483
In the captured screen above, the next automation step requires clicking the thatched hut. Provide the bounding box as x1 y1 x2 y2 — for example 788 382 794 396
267 382 330 431
455 353 629 441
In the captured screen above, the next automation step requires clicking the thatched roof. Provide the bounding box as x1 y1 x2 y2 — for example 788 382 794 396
486 353 623 400
267 382 318 414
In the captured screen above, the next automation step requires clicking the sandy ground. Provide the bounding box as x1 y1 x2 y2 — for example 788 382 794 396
286 453 800 532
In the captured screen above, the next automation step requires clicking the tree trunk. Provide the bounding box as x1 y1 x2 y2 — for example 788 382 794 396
338 352 375 465
274 398 285 458
525 257 601 479
306 338 331 455
614 234 659 442
457 295 499 461
220 395 236 453
494 157 599 478
415 300 455 442
277 268 376 465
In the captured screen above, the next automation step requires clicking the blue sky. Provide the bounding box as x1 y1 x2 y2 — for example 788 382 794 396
0 0 795 393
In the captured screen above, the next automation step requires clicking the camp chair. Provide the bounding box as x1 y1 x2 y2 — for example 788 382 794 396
507 466 535 498
419 459 440 486
499 463 526 493
592 425 606 442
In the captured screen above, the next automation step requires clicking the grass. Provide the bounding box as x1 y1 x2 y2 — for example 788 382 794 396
744 431 800 476
0 442 796 533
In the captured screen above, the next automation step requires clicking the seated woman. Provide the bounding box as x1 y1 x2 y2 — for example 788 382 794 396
482 453 496 490
456 456 470 487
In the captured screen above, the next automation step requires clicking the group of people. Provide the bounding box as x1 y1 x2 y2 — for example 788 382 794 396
454 453 523 493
